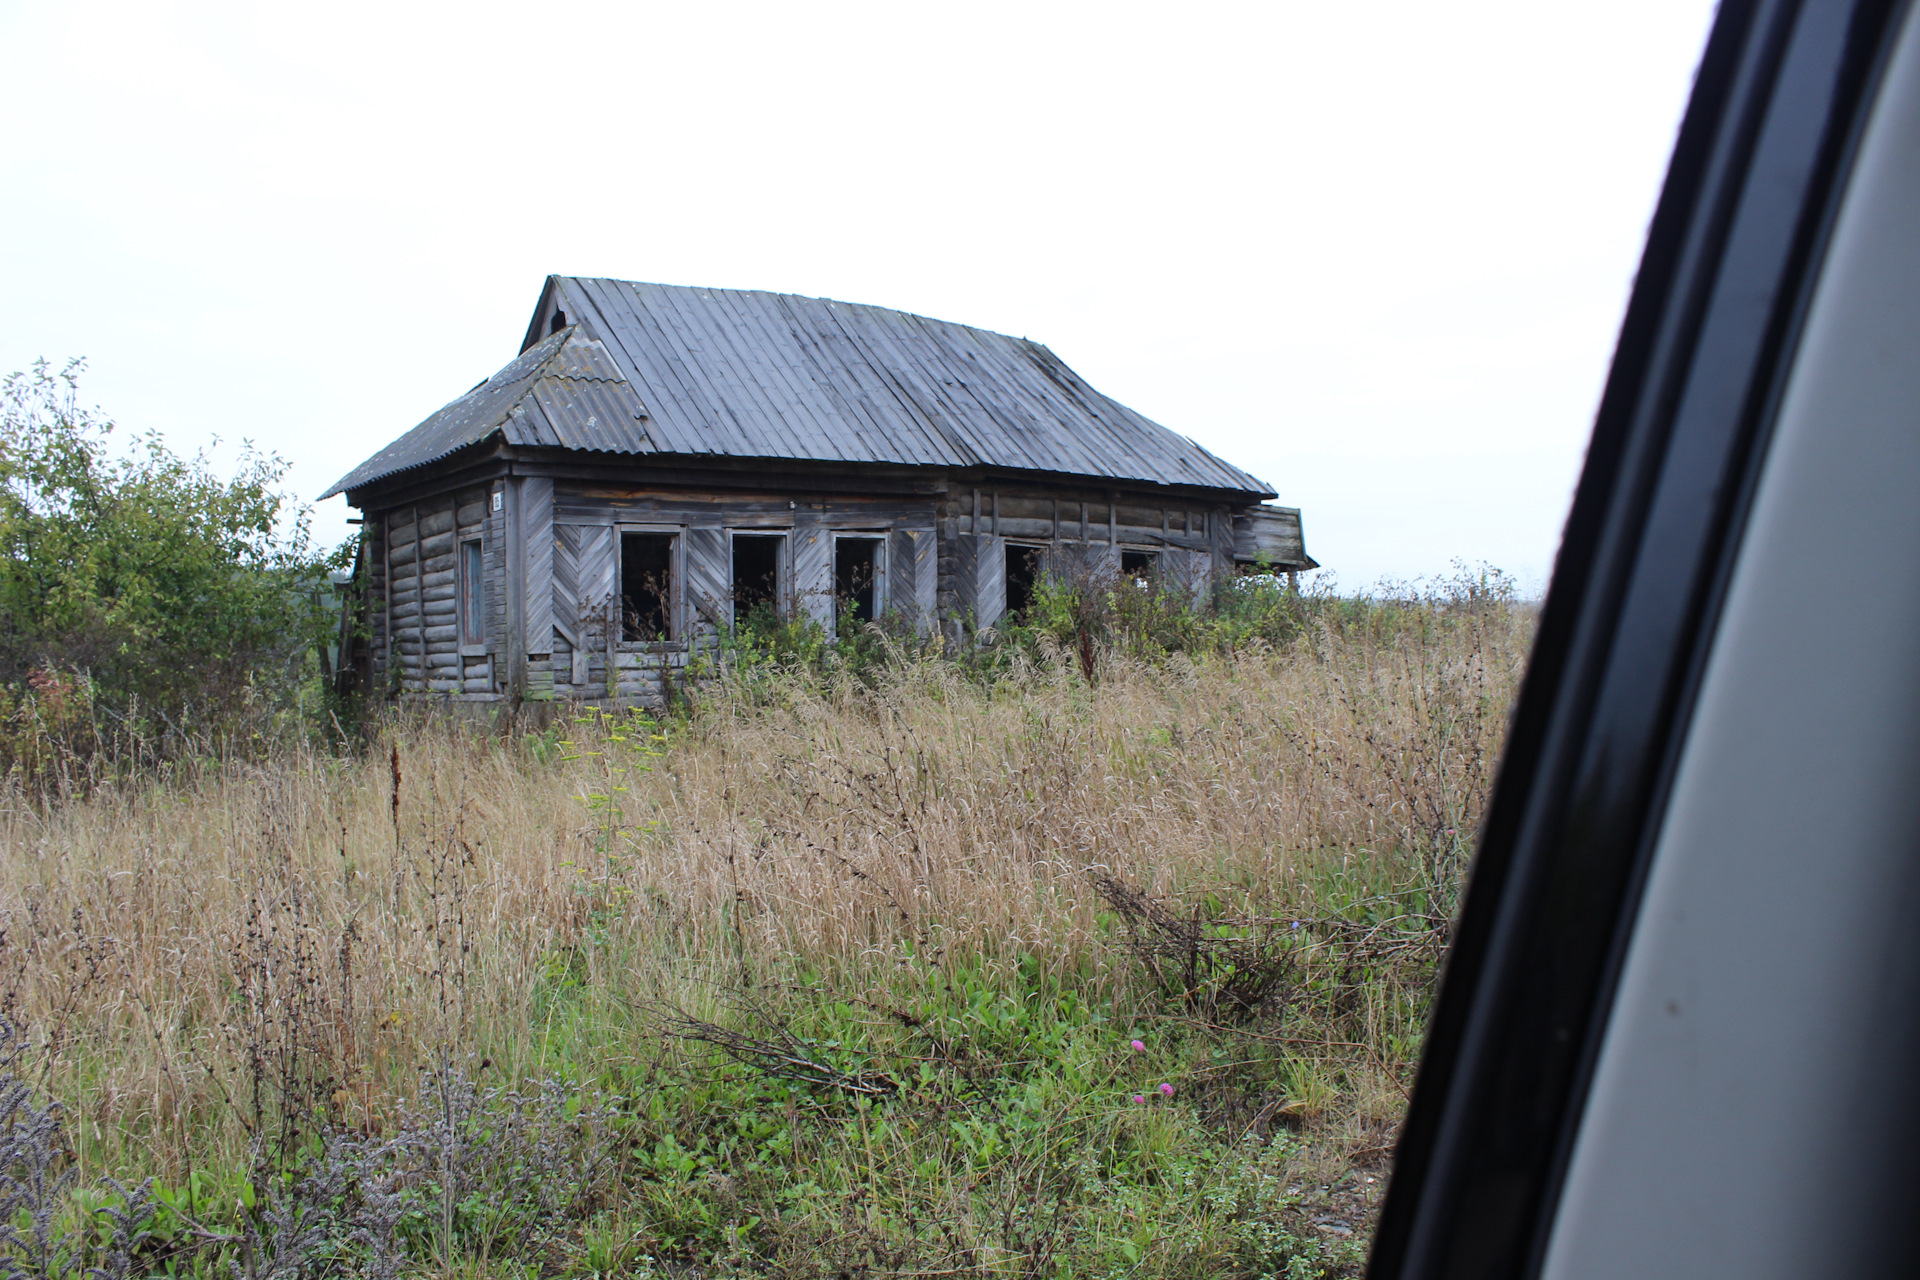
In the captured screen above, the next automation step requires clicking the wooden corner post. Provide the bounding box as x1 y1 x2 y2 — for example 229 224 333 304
504 476 526 704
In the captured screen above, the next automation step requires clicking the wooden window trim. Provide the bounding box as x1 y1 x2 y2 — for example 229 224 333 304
615 523 686 651
831 532 889 632
727 528 791 624
458 536 487 657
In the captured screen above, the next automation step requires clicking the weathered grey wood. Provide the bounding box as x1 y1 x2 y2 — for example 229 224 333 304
504 481 526 700
684 526 731 629
1230 505 1312 568
413 505 428 692
792 522 833 628
554 523 617 649
338 276 1308 709
958 533 1006 630
1186 548 1213 602
900 528 938 631
523 477 555 656
605 599 617 701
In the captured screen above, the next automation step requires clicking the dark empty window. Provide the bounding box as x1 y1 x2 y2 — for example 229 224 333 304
1006 544 1043 616
621 532 675 641
733 534 782 620
459 539 484 646
835 537 882 625
549 308 568 335
1121 549 1156 587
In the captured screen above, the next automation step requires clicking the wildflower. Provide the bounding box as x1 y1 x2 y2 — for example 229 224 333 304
1130 1039 1147 1053
1133 1094 1147 1105
1159 1082 1175 1098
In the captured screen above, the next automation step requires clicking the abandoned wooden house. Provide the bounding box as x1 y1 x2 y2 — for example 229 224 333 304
325 276 1314 705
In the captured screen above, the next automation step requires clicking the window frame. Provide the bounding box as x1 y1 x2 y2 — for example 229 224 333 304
615 523 684 649
1119 546 1158 588
831 532 888 635
457 536 486 655
1003 541 1046 616
728 528 791 625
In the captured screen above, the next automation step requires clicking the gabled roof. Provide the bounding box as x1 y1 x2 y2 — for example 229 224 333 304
329 277 1275 499
322 328 650 498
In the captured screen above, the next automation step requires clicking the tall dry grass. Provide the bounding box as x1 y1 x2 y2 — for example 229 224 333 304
0 585 1531 1187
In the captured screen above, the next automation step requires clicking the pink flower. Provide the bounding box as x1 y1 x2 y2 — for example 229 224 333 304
1158 1082 1175 1098
1130 1039 1146 1053
1132 1094 1146 1105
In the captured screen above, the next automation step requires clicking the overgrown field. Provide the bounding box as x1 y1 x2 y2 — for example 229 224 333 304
0 581 1530 1278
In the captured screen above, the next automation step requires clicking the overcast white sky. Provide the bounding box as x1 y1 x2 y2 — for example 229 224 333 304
1 0 1719 592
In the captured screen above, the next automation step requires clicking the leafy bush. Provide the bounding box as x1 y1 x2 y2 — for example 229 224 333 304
0 361 348 782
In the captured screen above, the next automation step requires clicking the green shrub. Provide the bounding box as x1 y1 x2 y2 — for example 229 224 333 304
0 360 350 781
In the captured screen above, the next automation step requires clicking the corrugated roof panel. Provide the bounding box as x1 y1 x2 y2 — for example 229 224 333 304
322 329 649 497
527 377 656 455
332 278 1276 499
714 287 871 461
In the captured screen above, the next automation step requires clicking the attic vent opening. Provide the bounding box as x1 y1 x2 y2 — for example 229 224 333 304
549 309 568 336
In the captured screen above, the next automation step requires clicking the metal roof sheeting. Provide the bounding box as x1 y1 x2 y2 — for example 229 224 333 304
329 278 1274 499
322 328 650 498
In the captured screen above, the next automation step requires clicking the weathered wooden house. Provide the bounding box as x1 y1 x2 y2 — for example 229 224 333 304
325 276 1313 705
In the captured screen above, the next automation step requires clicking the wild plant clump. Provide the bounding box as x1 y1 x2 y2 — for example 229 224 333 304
0 362 351 792
0 574 1530 1276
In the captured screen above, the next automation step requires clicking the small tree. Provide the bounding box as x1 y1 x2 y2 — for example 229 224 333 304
0 359 348 775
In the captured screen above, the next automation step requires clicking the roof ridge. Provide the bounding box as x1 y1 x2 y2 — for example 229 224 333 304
558 276 1028 347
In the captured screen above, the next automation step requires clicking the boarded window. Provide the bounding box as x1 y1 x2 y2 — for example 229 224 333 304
621 532 676 641
732 534 782 621
835 537 883 624
1005 544 1043 616
1121 549 1157 587
459 539 484 646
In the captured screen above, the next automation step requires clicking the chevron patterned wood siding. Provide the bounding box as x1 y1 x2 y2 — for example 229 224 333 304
523 478 554 656
889 528 939 632
953 533 1007 631
792 524 834 629
684 527 731 633
553 524 617 647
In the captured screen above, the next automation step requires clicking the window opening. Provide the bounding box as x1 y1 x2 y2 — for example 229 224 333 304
1006 544 1043 616
1121 549 1156 587
835 537 882 625
549 308 568 336
621 532 675 641
459 539 484 646
732 534 782 624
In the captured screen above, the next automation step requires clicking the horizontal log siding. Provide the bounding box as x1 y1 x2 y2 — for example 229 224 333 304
369 515 390 694
376 485 497 700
